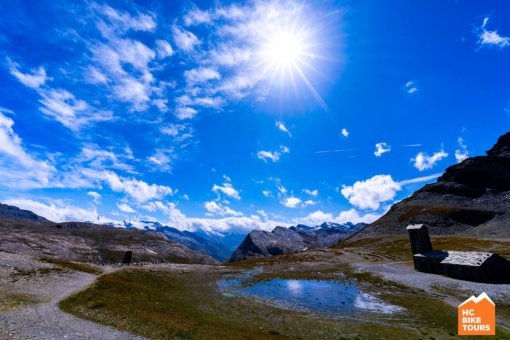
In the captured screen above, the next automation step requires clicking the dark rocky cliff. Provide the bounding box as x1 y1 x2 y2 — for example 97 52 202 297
351 132 510 239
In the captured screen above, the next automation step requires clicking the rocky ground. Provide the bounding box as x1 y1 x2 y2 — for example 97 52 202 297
0 251 144 340
1 235 509 339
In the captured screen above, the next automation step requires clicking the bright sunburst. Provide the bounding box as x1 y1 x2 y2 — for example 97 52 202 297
262 30 306 70
253 4 330 110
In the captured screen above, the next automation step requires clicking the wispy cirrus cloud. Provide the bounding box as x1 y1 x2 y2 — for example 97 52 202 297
8 60 113 131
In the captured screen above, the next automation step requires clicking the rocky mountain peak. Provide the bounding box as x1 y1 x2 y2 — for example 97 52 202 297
486 132 510 158
349 132 510 239
0 203 50 222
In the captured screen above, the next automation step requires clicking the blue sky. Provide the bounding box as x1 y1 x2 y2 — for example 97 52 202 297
0 0 509 233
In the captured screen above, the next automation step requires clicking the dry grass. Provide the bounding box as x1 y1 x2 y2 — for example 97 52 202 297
40 257 102 275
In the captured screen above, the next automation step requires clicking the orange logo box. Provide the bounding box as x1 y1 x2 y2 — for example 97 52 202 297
458 292 495 336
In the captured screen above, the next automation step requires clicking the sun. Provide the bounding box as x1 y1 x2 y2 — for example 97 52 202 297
263 31 305 69
252 9 330 110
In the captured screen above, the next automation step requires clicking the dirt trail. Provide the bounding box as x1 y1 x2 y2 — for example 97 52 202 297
0 252 144 340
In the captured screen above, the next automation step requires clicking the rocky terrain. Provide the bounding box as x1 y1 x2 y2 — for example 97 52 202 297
351 132 510 240
0 251 144 340
229 222 366 262
0 204 216 265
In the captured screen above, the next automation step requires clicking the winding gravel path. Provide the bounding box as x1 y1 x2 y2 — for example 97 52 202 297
0 253 144 340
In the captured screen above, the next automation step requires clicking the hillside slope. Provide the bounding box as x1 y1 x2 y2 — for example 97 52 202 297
0 204 216 264
351 132 510 240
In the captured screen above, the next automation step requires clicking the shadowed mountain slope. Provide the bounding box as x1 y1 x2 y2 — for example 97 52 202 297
350 132 510 240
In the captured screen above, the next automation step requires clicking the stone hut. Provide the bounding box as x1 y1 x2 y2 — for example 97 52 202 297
406 224 510 283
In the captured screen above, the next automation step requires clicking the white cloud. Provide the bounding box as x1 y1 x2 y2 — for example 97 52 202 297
282 197 301 208
104 171 174 202
303 189 318 197
404 81 418 94
87 191 101 204
184 67 221 84
0 112 55 188
184 6 212 26
3 198 98 223
341 128 349 137
209 45 250 66
262 190 272 198
175 107 198 120
293 209 380 226
145 201 288 233
341 174 401 210
85 7 172 113
7 61 48 89
478 17 509 48
455 137 469 163
117 202 136 213
374 142 391 157
114 38 156 71
257 145 289 163
276 121 292 137
303 200 316 206
94 3 156 33
78 144 134 173
161 124 185 136
212 182 240 200
172 26 200 52
38 89 113 131
155 40 174 59
412 149 448 171
257 150 279 162
112 76 151 112
204 200 243 217
8 58 111 131
85 66 108 84
147 149 174 171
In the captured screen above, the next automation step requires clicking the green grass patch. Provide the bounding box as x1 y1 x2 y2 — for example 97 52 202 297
57 265 510 339
40 257 102 275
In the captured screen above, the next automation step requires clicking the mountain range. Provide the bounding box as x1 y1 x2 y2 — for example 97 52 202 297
2 132 509 264
229 222 367 262
104 219 246 262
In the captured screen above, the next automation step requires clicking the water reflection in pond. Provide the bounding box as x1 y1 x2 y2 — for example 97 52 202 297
218 278 403 316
